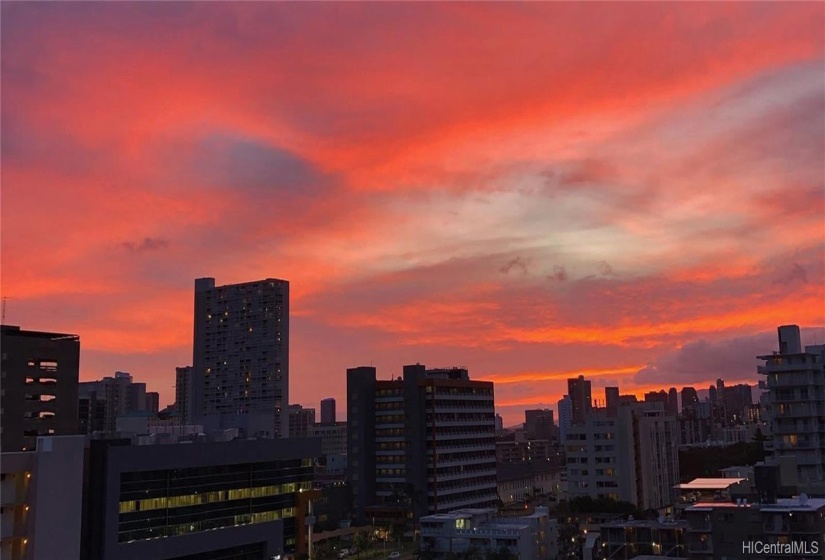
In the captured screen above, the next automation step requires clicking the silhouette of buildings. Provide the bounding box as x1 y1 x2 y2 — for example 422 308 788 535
1 325 80 452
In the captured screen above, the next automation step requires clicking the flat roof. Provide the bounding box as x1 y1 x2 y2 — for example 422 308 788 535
674 478 746 490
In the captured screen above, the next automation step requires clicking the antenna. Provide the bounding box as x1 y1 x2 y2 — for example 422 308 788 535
1 297 6 323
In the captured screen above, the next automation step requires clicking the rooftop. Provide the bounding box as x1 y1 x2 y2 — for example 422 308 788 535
674 478 746 490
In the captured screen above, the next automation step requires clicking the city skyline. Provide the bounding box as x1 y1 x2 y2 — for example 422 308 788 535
2 3 824 426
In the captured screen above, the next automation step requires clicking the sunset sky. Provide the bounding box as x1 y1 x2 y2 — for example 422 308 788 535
2 2 824 425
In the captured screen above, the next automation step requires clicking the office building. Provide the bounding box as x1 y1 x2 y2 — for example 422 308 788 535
758 325 825 494
288 405 315 438
1 325 80 452
681 387 700 416
419 507 557 560
347 365 497 525
668 387 679 415
191 277 290 438
82 437 319 560
320 398 336 425
0 436 86 560
567 402 679 510
174 366 192 424
567 375 592 424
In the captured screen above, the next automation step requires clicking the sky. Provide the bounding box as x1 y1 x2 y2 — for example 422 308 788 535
2 2 824 426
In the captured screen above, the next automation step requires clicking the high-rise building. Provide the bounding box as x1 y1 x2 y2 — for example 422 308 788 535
191 277 289 438
758 325 825 494
605 387 620 417
288 404 315 438
567 375 592 424
175 366 192 424
566 402 679 510
347 364 497 525
524 409 555 441
668 387 679 415
495 413 504 435
320 398 336 425
681 386 699 416
1 325 80 452
557 395 572 443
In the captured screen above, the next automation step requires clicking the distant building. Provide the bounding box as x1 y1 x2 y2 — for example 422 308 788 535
668 387 679 415
495 413 504 435
758 325 825 494
191 277 290 438
320 397 336 425
419 507 558 560
605 386 620 417
496 439 552 463
524 409 554 441
79 372 155 434
1 325 81 452
288 404 316 438
82 437 320 560
568 376 592 424
174 366 192 424
347 365 497 524
313 422 347 456
145 391 159 414
681 387 700 417
0 436 86 560
557 395 572 443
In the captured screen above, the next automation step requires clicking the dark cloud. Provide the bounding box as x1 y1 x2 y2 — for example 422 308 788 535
499 256 529 275
773 262 808 285
547 265 567 282
121 237 169 253
189 134 330 195
598 261 615 277
634 327 825 386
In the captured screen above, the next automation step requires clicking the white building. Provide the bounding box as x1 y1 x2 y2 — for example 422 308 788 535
190 277 290 438
566 402 679 510
758 325 825 495
419 507 557 560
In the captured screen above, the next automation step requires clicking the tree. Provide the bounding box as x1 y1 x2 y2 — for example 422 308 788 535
485 545 517 560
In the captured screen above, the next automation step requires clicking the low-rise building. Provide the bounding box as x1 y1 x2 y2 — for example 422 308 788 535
684 496 825 560
82 436 321 560
419 506 557 559
598 518 688 559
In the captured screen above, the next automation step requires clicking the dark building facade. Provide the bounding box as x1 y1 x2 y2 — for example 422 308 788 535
567 375 592 424
524 409 555 442
82 437 320 560
1 325 80 452
347 364 497 525
320 398 336 425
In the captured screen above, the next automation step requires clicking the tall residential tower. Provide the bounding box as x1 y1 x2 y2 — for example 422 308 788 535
191 277 290 437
